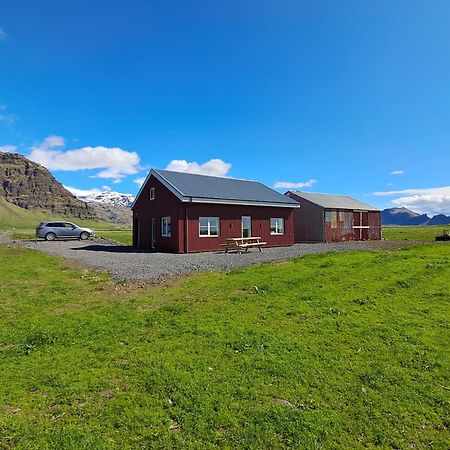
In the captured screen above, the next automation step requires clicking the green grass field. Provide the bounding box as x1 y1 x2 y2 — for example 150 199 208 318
382 225 447 241
0 244 449 448
0 198 130 243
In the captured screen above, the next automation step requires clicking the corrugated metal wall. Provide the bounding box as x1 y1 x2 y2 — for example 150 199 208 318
286 192 382 243
285 192 324 242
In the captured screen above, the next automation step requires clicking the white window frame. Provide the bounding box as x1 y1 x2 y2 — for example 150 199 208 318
199 217 220 237
149 187 155 200
161 216 171 237
270 218 285 235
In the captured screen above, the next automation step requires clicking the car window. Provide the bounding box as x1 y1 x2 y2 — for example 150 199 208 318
53 223 64 227
64 223 75 228
46 223 54 227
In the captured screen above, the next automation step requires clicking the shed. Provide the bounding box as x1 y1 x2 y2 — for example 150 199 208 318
132 169 299 252
285 191 381 243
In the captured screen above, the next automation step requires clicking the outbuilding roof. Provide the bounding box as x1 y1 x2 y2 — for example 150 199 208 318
287 191 379 211
134 169 299 208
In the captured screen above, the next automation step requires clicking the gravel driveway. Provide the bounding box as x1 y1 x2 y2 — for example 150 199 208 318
20 238 415 281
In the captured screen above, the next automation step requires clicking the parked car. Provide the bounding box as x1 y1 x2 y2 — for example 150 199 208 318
36 222 95 241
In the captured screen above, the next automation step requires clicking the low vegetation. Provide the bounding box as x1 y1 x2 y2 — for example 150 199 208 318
382 225 447 241
0 197 129 242
0 243 448 448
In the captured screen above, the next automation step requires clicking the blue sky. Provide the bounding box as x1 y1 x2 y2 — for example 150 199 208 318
1 0 449 214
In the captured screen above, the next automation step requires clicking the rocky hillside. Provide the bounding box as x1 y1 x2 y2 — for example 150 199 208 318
0 152 96 219
86 201 131 225
382 207 450 225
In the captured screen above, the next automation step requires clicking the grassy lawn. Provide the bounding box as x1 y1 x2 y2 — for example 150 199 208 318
382 226 446 241
9 228 132 244
0 197 129 243
0 244 449 448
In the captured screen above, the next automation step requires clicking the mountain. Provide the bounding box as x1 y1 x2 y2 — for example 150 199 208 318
382 207 450 226
427 214 450 225
69 190 134 225
75 190 135 208
86 202 132 225
0 152 95 219
381 207 429 225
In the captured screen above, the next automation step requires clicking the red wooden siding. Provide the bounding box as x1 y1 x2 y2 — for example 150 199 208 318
184 203 294 252
132 176 182 252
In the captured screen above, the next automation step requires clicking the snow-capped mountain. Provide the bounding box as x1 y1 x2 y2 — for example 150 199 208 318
76 191 135 208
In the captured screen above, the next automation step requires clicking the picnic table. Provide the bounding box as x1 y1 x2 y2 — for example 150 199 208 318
222 236 267 253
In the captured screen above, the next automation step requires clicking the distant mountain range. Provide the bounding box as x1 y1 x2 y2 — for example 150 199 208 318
74 190 135 208
1 151 449 228
382 207 450 226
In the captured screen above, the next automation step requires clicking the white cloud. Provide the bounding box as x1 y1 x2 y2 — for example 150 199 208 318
165 158 231 177
0 29 7 41
373 186 450 215
28 135 141 180
102 185 111 191
390 170 404 176
273 179 318 189
0 145 17 152
134 177 146 186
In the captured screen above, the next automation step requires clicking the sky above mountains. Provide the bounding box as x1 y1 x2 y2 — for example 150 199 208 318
1 1 449 214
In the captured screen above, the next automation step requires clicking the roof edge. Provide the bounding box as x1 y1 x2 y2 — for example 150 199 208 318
286 190 380 211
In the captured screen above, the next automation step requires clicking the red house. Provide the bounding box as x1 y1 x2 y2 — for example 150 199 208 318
132 169 299 253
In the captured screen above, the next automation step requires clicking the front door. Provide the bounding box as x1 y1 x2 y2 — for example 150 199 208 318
151 218 156 248
241 216 252 238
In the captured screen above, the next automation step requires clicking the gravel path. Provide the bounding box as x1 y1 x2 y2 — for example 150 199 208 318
20 238 417 281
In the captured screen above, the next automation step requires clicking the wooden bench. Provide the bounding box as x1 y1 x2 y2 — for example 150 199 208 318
222 237 267 253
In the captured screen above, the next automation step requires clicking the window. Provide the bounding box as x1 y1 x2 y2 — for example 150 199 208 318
161 217 171 237
199 217 220 237
270 218 284 235
149 187 155 200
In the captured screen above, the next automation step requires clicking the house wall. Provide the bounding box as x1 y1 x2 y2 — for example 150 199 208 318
132 176 182 252
285 192 324 242
133 176 296 253
184 203 295 252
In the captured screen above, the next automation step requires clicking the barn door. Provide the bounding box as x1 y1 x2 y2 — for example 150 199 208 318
353 211 369 240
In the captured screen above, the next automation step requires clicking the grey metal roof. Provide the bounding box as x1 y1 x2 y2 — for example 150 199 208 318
287 191 379 211
150 169 299 207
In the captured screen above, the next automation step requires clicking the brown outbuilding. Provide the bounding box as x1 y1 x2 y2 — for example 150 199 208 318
285 191 381 243
132 169 299 253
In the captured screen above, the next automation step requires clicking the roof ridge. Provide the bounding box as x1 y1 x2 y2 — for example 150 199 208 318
155 168 260 184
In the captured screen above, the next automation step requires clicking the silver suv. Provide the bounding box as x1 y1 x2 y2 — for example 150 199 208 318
36 222 95 241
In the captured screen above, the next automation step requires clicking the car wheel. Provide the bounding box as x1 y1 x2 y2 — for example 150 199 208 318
45 232 56 241
79 232 89 240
